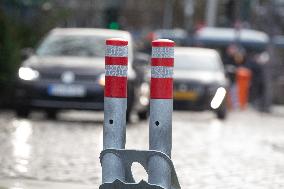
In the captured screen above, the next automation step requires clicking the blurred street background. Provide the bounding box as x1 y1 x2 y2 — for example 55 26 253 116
1 0 284 188
1 0 284 109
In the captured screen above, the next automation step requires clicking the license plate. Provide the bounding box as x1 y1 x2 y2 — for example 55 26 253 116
48 84 86 97
174 91 198 100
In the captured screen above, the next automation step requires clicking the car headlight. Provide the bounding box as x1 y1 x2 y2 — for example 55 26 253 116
97 74 105 86
210 87 226 109
139 82 150 106
18 67 39 81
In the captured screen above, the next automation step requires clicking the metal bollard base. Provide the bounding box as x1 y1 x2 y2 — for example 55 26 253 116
100 179 163 189
100 149 180 189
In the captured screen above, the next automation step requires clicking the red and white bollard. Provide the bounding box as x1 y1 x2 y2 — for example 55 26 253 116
148 39 175 189
102 38 128 183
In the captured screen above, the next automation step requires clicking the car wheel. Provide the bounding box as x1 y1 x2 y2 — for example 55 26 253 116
46 110 58 120
137 110 148 120
216 104 227 120
126 111 131 123
127 83 135 123
16 108 30 118
126 99 134 123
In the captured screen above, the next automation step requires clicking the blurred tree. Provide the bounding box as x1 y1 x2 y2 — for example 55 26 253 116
3 0 46 6
0 11 19 81
0 10 20 105
0 0 70 106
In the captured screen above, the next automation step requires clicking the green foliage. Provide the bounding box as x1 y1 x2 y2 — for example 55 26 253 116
0 11 20 85
0 2 70 104
3 0 47 7
0 4 71 85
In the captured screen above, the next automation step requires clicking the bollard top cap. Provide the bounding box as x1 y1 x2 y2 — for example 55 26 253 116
152 39 175 47
106 38 128 46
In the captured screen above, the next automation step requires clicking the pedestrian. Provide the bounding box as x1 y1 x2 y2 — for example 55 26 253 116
245 53 263 108
224 44 246 110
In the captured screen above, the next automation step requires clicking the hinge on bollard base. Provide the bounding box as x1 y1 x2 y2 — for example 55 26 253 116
99 149 181 189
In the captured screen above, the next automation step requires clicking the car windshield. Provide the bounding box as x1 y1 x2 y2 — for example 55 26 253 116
175 52 222 71
36 34 106 57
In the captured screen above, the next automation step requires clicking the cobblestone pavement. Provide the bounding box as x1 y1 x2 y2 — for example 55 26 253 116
0 109 284 188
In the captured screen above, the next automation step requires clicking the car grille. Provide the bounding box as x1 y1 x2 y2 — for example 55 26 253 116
40 73 61 80
174 81 204 93
40 72 98 82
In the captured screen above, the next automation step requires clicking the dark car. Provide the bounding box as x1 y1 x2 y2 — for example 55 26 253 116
14 28 149 121
194 27 269 52
153 28 189 46
173 47 228 119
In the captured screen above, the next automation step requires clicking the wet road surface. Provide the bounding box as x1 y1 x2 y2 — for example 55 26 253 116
0 109 284 188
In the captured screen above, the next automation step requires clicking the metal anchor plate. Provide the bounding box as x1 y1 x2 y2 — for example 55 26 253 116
100 179 163 189
99 149 181 189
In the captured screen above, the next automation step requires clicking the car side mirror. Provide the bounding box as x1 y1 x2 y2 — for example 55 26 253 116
21 48 34 60
133 52 150 69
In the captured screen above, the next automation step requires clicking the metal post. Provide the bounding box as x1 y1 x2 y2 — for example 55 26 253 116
206 0 218 27
148 39 175 189
102 38 128 183
163 0 174 29
184 0 195 32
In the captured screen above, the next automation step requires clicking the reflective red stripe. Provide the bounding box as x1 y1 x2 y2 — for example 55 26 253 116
106 39 128 46
105 39 128 98
150 78 173 99
152 40 175 47
151 39 174 99
151 58 174 67
105 76 127 98
105 57 128 65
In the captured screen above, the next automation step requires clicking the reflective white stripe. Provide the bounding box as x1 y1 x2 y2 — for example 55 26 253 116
152 47 174 58
105 65 128 77
151 66 173 78
105 45 128 57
